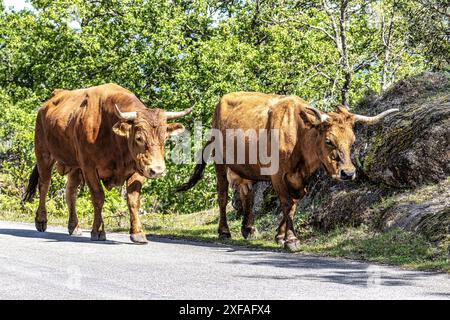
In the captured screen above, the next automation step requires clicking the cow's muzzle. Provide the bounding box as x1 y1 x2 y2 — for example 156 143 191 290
145 164 166 178
339 169 356 181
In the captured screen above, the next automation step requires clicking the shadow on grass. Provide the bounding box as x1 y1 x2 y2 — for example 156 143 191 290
306 229 450 272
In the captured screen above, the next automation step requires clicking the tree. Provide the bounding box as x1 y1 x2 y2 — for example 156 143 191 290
0 0 446 214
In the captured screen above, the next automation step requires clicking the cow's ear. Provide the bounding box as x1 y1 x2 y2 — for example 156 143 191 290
335 105 355 123
112 121 132 137
167 123 185 137
300 109 326 128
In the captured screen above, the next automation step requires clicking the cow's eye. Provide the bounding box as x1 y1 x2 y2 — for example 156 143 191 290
325 139 334 147
135 135 144 143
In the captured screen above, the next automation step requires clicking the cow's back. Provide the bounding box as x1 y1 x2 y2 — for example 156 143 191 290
36 83 134 170
213 92 273 131
212 92 308 179
213 92 307 131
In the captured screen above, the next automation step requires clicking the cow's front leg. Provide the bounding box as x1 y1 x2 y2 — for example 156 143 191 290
126 173 148 244
282 199 300 252
84 169 106 241
271 176 301 251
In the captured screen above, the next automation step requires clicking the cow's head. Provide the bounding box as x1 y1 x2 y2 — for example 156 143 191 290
300 103 398 181
113 104 191 178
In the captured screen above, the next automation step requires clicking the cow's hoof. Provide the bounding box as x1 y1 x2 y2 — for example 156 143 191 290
90 231 106 241
68 226 83 236
284 239 301 252
218 232 232 240
35 220 47 232
242 227 257 240
130 233 148 244
275 236 285 246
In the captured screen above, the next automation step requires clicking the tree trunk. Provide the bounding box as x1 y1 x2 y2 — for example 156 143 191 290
339 0 350 107
381 3 396 92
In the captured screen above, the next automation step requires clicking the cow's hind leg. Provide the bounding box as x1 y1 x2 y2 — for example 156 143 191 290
83 169 106 241
215 164 231 239
34 154 55 232
240 186 257 240
66 169 83 236
275 217 286 245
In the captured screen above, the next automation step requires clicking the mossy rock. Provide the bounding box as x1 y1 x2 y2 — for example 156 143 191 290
375 179 450 242
354 71 450 188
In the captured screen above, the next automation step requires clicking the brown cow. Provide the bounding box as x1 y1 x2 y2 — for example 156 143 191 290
176 92 398 251
23 83 192 244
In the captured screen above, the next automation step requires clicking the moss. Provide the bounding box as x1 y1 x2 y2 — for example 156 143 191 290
362 134 383 173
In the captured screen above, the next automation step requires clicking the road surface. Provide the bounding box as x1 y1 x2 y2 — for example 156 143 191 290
0 220 448 299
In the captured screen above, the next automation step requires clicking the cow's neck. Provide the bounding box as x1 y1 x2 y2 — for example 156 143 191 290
99 137 137 189
282 126 321 199
290 125 322 180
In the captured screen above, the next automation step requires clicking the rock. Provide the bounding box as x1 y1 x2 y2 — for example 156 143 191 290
376 178 450 242
353 71 450 188
304 174 387 231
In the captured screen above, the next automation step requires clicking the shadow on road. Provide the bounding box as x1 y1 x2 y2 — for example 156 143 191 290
147 234 437 288
146 234 253 250
228 253 440 288
1 225 445 292
0 228 122 245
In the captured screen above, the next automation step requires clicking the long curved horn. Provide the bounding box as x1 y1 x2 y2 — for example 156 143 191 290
114 104 137 121
307 104 329 123
353 108 399 125
164 107 193 120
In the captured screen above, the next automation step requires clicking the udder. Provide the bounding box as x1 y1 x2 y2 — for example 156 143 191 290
226 168 253 195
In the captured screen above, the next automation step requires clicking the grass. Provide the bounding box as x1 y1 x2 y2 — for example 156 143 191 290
2 205 447 273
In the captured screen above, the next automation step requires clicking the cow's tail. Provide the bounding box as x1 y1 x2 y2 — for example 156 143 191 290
175 138 214 192
22 164 39 203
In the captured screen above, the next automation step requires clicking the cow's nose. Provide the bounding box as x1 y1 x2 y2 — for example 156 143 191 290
340 169 355 180
148 164 166 177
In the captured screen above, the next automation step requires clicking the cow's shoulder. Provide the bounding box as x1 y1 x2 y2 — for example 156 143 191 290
50 88 67 98
97 82 129 92
267 95 306 111
218 92 275 112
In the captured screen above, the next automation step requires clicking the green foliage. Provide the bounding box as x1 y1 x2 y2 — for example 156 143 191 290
0 0 448 218
0 91 36 188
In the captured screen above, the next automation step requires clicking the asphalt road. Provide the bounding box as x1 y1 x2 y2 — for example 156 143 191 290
0 220 448 300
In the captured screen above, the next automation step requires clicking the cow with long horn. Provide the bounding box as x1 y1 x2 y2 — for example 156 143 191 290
176 92 398 251
23 83 192 244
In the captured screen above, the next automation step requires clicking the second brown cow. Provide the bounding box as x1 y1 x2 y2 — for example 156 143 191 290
177 92 398 251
